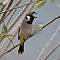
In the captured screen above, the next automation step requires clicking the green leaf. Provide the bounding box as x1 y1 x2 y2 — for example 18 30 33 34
7 37 14 46
36 0 47 8
0 2 3 6
51 0 55 3
36 0 43 3
0 34 12 40
2 23 7 34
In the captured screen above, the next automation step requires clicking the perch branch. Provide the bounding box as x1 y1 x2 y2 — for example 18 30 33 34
41 16 60 30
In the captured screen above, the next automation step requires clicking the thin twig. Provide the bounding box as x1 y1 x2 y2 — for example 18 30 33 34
7 0 32 32
0 27 16 52
0 0 40 14
0 40 7 52
41 16 60 30
37 25 60 60
55 2 60 8
0 40 24 57
0 0 8 12
28 0 35 12
43 42 60 60
0 5 6 12
3 31 17 52
0 0 14 25
5 0 22 25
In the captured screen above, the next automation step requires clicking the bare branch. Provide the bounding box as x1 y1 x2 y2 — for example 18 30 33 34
0 40 24 57
0 0 14 25
3 31 17 52
0 0 40 14
0 5 6 12
5 0 22 25
43 42 60 60
0 0 8 12
0 27 16 52
41 16 60 30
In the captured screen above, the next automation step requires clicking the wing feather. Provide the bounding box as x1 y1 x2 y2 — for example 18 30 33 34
18 27 20 40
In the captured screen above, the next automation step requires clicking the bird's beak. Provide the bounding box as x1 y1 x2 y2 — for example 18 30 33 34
34 12 37 15
34 16 37 18
33 12 37 19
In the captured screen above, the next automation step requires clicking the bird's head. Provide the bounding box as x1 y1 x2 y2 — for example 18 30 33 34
25 11 37 24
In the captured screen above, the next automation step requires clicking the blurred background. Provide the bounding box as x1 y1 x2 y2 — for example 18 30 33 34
0 0 60 60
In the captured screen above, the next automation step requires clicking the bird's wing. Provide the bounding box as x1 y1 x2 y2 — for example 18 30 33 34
18 27 20 40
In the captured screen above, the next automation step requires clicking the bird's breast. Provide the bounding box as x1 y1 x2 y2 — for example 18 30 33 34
20 22 33 39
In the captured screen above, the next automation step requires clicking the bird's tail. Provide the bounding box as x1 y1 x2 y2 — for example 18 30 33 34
18 43 24 55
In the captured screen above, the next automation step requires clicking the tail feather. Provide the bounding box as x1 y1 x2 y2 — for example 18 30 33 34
18 43 24 55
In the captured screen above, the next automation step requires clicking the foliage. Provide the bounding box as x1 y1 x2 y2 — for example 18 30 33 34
2 23 7 34
51 0 55 3
35 0 47 8
0 23 14 45
35 0 55 8
0 2 3 6
0 34 12 40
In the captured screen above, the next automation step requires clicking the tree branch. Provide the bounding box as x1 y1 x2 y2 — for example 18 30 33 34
5 0 22 25
43 42 60 60
0 0 40 14
0 0 14 25
0 40 24 57
41 16 60 30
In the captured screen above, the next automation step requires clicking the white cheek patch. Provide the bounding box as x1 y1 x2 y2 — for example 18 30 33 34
27 16 31 21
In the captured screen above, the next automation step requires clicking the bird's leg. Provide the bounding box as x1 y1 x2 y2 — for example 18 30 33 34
24 39 26 42
30 34 32 37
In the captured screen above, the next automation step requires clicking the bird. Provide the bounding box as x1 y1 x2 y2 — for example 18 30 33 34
18 11 37 55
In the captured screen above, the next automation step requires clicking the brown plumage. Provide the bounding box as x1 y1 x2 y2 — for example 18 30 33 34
18 11 37 55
